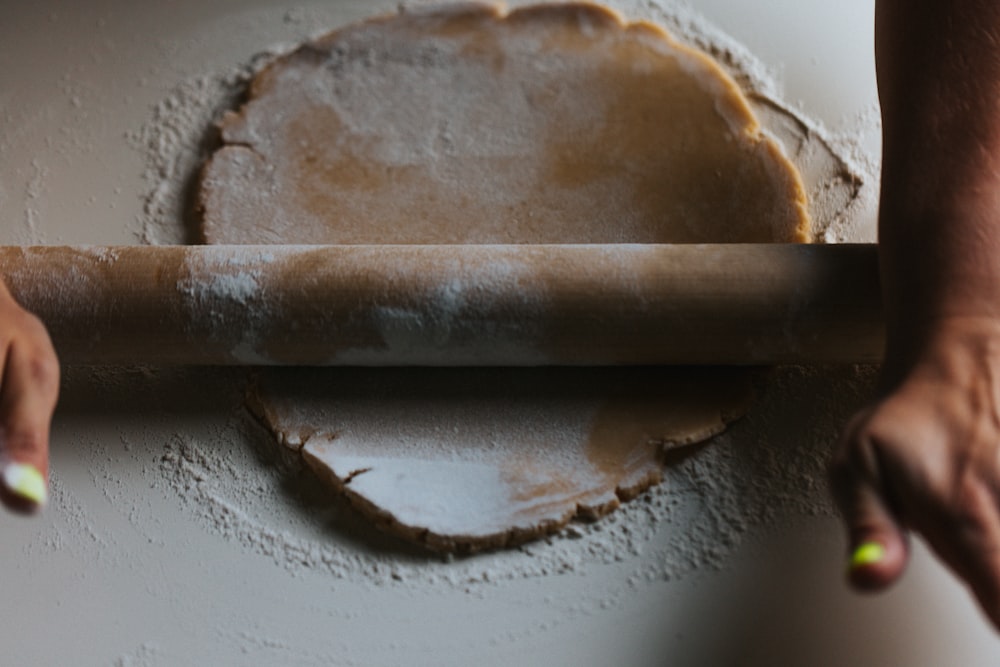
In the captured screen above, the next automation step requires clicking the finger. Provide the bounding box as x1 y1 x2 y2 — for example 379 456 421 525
830 422 910 590
840 479 909 590
0 323 59 514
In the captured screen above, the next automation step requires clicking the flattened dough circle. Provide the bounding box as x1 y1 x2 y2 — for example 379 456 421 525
199 1 808 245
199 2 810 552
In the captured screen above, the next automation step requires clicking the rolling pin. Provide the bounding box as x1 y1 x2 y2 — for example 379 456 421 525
0 244 882 366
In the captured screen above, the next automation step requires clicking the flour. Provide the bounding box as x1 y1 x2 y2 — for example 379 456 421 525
622 0 877 242
174 246 280 363
113 642 164 667
126 51 283 245
22 159 48 243
154 364 873 588
201 2 813 248
130 1 877 247
129 0 880 588
329 247 553 366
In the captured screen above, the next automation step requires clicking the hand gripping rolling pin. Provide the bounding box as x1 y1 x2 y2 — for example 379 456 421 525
0 244 883 366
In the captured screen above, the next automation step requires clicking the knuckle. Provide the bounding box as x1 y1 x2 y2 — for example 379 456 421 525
828 412 885 502
20 312 54 349
4 306 52 348
26 349 60 394
1 427 46 458
831 415 885 477
10 313 60 393
950 475 993 526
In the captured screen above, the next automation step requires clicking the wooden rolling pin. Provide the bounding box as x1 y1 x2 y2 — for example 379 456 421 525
0 244 883 366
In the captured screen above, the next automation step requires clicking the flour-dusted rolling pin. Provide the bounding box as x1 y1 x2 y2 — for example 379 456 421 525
0 244 882 366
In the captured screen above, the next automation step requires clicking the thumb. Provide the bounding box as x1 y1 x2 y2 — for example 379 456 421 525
831 417 910 591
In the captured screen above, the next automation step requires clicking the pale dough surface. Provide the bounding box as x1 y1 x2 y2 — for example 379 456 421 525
199 2 809 552
249 367 754 551
199 2 808 245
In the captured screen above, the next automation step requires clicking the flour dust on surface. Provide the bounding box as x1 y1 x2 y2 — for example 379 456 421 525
123 0 880 588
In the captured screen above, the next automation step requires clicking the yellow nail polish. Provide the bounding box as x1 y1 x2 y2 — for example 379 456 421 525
850 541 885 569
2 463 47 506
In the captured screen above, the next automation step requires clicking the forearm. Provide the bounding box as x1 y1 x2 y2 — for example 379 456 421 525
876 0 1000 373
829 2 1000 626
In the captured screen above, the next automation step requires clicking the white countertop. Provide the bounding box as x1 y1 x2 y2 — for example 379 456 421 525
2 1 998 664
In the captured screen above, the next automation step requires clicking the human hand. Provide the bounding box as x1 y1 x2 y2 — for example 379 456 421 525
0 278 58 513
831 317 1000 629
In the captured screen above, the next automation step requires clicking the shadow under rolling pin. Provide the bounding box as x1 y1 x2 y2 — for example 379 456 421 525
0 244 883 366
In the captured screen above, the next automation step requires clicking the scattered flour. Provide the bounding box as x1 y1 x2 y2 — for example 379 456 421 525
128 0 878 246
22 159 48 243
174 246 279 363
150 364 875 589
125 52 280 245
124 0 881 589
113 642 165 667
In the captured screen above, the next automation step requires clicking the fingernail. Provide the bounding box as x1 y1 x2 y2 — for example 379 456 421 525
850 541 885 570
2 462 47 506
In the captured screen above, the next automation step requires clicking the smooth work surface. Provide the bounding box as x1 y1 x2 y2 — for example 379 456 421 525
2 0 998 665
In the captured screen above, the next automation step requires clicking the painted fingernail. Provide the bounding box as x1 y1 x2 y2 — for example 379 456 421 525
2 462 47 507
850 541 885 570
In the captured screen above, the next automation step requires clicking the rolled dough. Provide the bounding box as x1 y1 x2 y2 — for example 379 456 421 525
198 2 810 552
199 1 808 245
248 367 754 552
